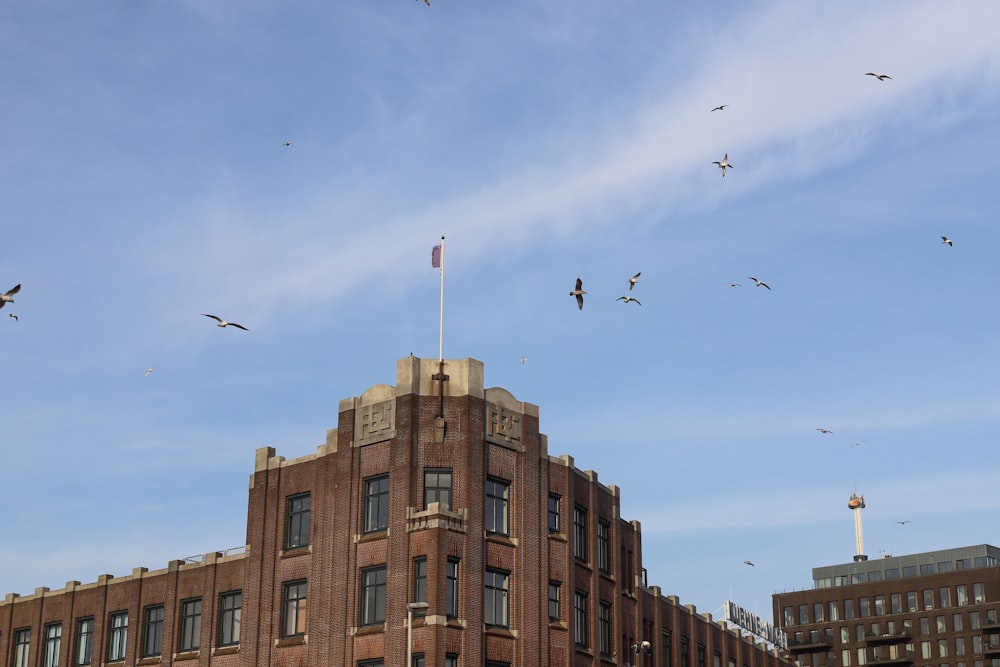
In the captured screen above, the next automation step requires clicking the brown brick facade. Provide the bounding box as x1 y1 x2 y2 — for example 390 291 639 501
1 357 793 667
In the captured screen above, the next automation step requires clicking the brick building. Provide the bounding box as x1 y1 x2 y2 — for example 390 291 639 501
2 356 794 667
772 545 1000 667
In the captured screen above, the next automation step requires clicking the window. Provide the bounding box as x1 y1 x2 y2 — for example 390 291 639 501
970 611 981 630
43 624 61 667
907 591 917 612
957 558 972 570
830 601 841 621
956 637 966 656
940 588 951 608
446 558 460 618
74 618 94 666
445 655 458 667
845 599 855 619
885 568 899 580
939 560 954 572
920 618 930 635
412 654 424 667
842 650 851 667
698 643 707 667
953 613 963 631
14 629 30 667
218 591 241 647
957 585 969 606
974 583 986 603
681 636 690 667
599 601 613 656
891 593 902 614
868 570 882 582
597 520 611 573
939 639 948 657
783 606 795 627
485 478 510 536
424 468 452 509
485 569 510 628
923 589 934 610
920 564 936 575
860 597 871 617
574 591 588 646
360 566 387 626
548 494 561 532
108 611 128 662
902 566 917 578
815 602 826 622
286 493 311 549
857 647 867 665
363 475 389 533
662 629 672 667
359 661 385 667
179 598 201 652
573 506 588 560
935 615 946 633
549 582 561 621
841 627 850 642
412 557 427 617
282 580 308 637
143 605 164 657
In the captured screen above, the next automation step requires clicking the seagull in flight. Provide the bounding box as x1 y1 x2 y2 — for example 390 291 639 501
144 367 154 377
747 276 770 290
628 272 641 290
865 72 892 81
202 314 249 330
710 104 730 112
632 641 653 656
0 283 20 309
941 236 953 246
520 356 527 365
617 296 641 305
282 141 291 147
416 0 430 5
726 282 741 287
569 278 587 310
852 440 865 448
8 313 18 322
896 520 911 525
744 560 755 567
816 428 834 434
713 153 734 177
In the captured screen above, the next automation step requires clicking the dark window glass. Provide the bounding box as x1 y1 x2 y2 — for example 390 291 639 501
424 469 452 509
412 558 427 617
108 612 128 662
286 493 311 549
363 475 390 533
360 567 387 626
74 618 94 666
597 520 611 573
549 582 561 621
282 580 308 637
179 598 202 652
485 569 510 628
485 478 510 535
446 558 460 618
573 506 587 560
142 605 164 657
218 591 242 646
599 601 613 656
574 591 588 646
548 494 561 532
43 624 61 667
14 629 30 667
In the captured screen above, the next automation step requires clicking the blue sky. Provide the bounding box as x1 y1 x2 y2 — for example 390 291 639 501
3 1 1000 621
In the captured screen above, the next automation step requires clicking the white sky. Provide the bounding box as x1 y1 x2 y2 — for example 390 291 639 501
2 1 1000 617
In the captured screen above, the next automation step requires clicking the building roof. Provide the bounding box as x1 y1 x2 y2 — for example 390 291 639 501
811 544 1000 588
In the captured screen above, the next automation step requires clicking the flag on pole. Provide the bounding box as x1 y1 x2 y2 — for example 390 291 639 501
431 244 442 269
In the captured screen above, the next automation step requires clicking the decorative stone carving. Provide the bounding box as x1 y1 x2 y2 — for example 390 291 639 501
354 399 396 447
485 402 522 450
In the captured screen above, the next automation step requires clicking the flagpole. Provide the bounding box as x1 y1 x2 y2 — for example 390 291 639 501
438 235 445 362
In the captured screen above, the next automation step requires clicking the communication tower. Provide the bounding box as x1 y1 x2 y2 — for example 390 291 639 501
848 492 867 562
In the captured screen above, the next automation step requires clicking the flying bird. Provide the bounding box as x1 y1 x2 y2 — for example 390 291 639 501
747 276 770 290
941 236 953 246
713 153 734 177
710 104 730 112
816 428 834 434
865 72 892 81
744 560 755 567
852 440 865 448
520 356 527 365
202 314 249 330
628 272 641 290
569 278 587 310
282 141 291 147
617 296 641 306
896 520 911 525
633 640 653 656
8 313 18 322
726 282 741 287
144 367 154 377
0 283 21 309
416 0 430 4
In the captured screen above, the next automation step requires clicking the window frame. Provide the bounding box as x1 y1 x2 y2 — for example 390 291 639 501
597 519 611 573
142 604 164 658
598 600 613 656
107 611 128 663
13 628 31 667
485 477 511 536
74 617 94 667
484 568 510 628
363 474 390 534
360 566 388 626
282 580 308 638
548 494 561 532
424 468 452 509
178 597 202 653
549 581 561 621
412 557 427 618
574 590 589 646
218 591 242 647
446 558 460 619
573 505 588 561
285 492 311 550
43 623 61 667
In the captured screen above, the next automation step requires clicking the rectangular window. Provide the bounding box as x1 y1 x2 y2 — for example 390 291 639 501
907 591 917 612
815 602 826 622
698 643 706 667
218 591 242 647
974 583 986 603
445 655 458 667
446 558 460 618
957 585 969 606
842 650 851 667
574 591 588 646
359 661 385 667
953 613 963 631
485 478 510 536
956 637 966 656
360 566 387 626
573 506 588 560
548 494 561 532
920 564 936 575
830 601 841 621
845 599 855 619
485 569 510 628
363 475 390 533
142 605 164 657
74 618 94 666
891 593 902 614
885 568 899 580
971 611 981 629
681 636 689 667
939 639 948 657
939 560 954 572
860 597 871 617
920 617 930 634
874 595 885 615
597 520 611 573
662 629 672 667
935 615 946 633
857 647 867 665
868 570 882 582
549 582 561 621
108 611 128 662
179 598 201 652
424 468 452 509
902 566 917 578
286 493 311 549
940 588 951 608
599 601 613 656
43 624 61 667
411 654 424 667
412 557 427 617
923 589 934 610
783 606 795 627
13 629 30 667
283 580 308 637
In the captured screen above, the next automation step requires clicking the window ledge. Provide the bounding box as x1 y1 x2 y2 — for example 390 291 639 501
446 617 467 629
280 546 311 559
173 650 200 662
549 531 568 543
354 623 386 636
575 645 595 657
356 530 389 543
485 626 518 639
549 621 568 631
212 645 240 656
486 533 519 548
137 658 161 666
275 635 307 648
